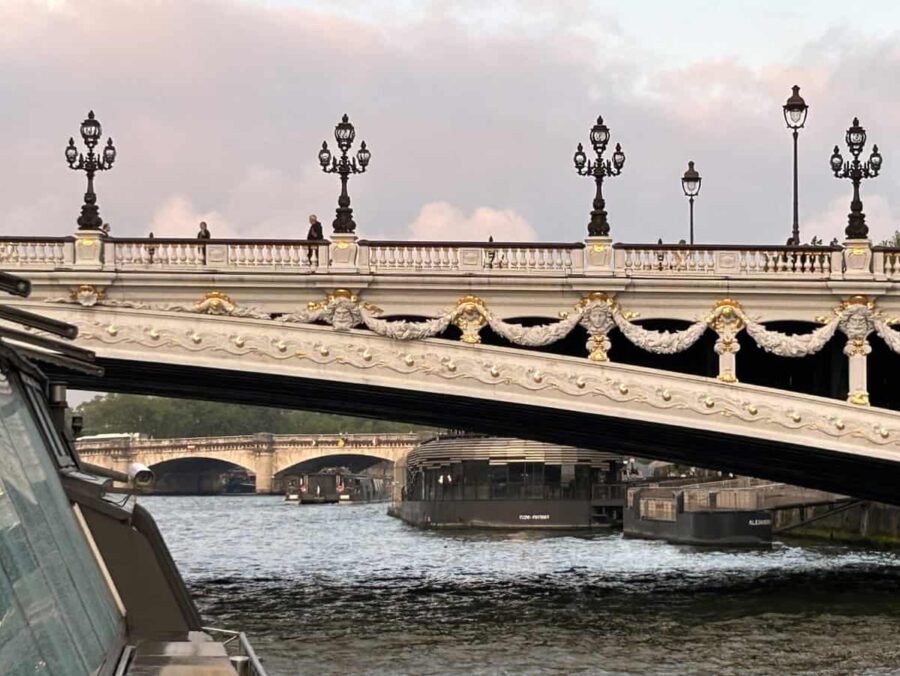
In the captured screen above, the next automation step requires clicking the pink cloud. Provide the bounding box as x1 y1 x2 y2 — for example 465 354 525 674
407 202 536 241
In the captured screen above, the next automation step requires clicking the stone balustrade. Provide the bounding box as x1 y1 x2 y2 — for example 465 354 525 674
614 243 840 278
361 240 581 274
1 232 889 280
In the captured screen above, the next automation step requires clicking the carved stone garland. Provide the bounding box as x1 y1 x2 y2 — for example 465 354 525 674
44 286 900 403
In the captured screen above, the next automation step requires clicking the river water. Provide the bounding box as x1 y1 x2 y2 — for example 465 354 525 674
141 495 900 675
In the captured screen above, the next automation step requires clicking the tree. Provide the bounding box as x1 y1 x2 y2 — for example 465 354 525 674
879 230 900 247
75 394 428 438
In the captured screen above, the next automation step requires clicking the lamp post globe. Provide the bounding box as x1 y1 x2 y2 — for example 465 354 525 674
590 116 610 153
783 85 808 130
79 111 102 148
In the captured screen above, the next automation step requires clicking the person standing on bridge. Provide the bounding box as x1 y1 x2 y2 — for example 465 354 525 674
197 221 211 264
306 214 324 267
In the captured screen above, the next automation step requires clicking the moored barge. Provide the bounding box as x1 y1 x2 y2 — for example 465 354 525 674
393 434 625 529
283 468 390 504
624 480 773 545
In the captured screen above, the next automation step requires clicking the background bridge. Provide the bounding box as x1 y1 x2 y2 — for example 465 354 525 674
77 432 425 493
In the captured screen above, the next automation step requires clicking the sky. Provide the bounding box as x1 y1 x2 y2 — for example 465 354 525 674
3 0 900 245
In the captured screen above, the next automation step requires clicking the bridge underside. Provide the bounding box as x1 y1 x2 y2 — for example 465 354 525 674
276 454 390 474
52 357 900 506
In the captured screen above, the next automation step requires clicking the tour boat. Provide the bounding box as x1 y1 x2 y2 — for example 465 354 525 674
0 271 266 674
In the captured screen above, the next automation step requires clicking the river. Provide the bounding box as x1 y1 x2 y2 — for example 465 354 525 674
141 495 900 675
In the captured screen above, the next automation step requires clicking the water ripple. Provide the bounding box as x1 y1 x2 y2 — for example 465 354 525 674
141 496 900 675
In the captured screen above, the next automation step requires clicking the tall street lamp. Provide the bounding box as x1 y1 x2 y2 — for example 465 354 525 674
318 114 371 234
681 160 701 244
783 85 809 245
573 115 625 237
65 111 117 231
830 117 883 240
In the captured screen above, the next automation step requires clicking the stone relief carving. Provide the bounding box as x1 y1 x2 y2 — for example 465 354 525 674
46 286 900 364
744 321 839 358
47 288 270 319
613 313 707 355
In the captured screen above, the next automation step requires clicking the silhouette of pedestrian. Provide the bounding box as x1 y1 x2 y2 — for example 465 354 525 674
306 214 324 266
197 221 210 263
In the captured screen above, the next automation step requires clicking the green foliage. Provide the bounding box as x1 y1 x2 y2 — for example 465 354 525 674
75 393 426 438
879 230 900 247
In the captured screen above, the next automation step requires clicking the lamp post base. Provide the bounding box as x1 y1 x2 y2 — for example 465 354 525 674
329 233 359 273
74 229 105 268
584 236 614 275
842 238 872 278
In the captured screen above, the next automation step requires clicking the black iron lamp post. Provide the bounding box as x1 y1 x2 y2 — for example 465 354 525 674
318 114 370 234
65 111 116 231
573 115 625 237
830 117 883 240
681 161 702 244
783 85 809 245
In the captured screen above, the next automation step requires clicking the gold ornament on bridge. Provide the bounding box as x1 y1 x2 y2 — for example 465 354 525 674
69 284 106 307
708 299 745 383
194 291 238 315
282 289 381 332
848 391 870 406
453 295 488 344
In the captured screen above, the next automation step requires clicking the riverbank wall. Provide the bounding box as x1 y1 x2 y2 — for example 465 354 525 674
775 502 900 548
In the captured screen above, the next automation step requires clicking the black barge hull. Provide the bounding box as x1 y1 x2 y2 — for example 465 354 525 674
624 508 772 545
394 499 616 529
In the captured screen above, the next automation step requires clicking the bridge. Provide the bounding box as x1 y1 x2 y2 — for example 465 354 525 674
6 228 900 504
76 432 424 493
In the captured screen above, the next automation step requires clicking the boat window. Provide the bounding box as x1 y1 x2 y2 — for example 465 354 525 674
21 373 77 469
0 369 122 674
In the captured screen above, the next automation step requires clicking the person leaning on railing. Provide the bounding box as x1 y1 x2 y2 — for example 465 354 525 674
306 214 324 266
196 221 210 264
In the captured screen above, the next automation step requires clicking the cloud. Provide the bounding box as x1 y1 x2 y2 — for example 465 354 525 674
2 0 900 248
805 194 899 245
407 202 536 241
148 196 235 238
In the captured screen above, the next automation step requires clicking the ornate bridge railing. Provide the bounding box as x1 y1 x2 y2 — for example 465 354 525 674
360 240 583 274
0 234 890 280
614 243 840 278
0 236 74 268
874 247 900 280
109 238 330 271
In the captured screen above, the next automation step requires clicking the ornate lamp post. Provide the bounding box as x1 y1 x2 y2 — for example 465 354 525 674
65 111 116 231
681 161 702 244
573 115 625 237
783 85 808 245
830 118 883 240
318 114 371 234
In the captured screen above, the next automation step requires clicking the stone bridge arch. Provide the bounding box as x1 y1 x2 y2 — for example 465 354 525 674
42 303 900 504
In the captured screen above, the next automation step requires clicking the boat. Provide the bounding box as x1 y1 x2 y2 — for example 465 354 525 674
392 433 625 528
0 271 266 674
283 467 390 504
624 480 772 546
